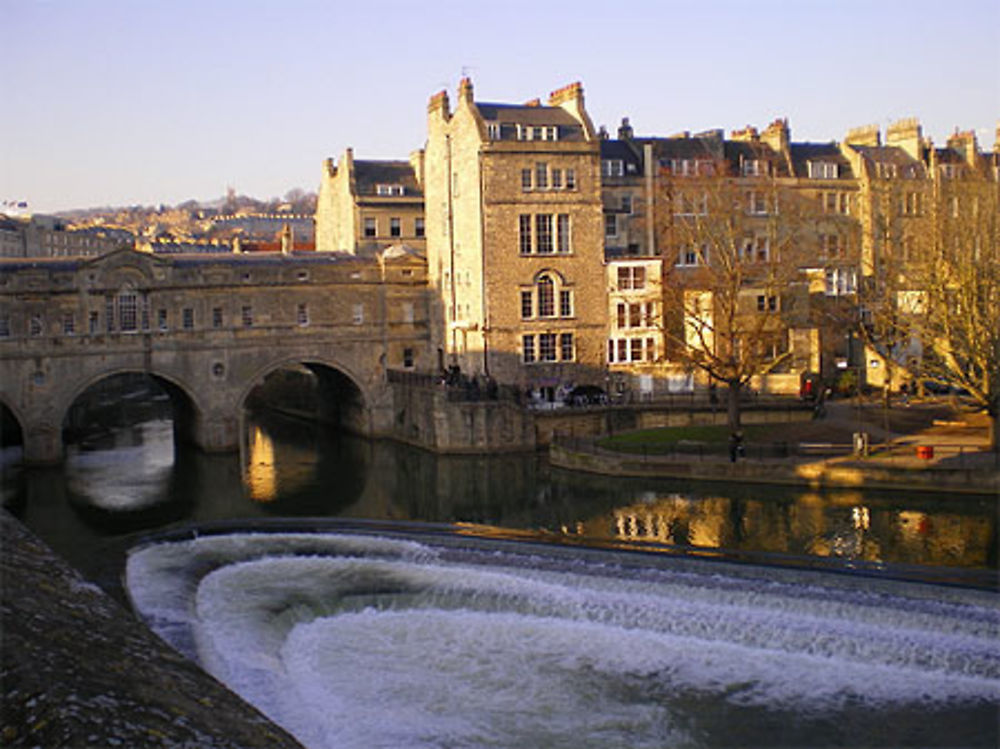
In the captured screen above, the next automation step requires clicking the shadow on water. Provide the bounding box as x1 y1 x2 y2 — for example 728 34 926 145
3 408 998 595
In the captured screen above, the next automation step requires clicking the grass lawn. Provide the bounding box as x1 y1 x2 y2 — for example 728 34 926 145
598 424 772 454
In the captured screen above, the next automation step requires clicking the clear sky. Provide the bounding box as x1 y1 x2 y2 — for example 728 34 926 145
3 0 998 214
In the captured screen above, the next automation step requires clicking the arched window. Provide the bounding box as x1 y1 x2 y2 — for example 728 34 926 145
537 276 554 317
118 289 138 332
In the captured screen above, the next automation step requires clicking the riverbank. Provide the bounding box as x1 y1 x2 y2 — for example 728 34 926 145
550 400 1000 495
0 511 302 748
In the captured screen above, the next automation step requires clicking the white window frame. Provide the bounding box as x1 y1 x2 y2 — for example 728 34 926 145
602 159 624 178
807 161 839 179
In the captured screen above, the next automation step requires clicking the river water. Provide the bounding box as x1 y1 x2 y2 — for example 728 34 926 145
3 411 999 747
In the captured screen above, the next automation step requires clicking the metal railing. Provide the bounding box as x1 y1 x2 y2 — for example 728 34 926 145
552 433 1000 468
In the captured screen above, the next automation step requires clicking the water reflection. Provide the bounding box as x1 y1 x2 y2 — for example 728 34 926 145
66 419 175 511
4 410 997 589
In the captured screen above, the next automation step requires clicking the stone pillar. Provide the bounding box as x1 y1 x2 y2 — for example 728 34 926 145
191 412 240 453
22 423 63 465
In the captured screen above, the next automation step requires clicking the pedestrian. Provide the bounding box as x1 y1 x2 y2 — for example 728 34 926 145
728 431 743 463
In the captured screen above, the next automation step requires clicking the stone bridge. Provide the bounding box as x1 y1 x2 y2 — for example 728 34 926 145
0 247 431 463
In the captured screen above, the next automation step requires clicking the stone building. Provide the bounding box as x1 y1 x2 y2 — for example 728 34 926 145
424 79 607 398
315 148 425 256
0 214 127 258
303 88 995 403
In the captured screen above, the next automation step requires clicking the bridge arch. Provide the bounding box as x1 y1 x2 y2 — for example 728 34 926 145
55 367 209 454
1 398 26 449
238 356 373 437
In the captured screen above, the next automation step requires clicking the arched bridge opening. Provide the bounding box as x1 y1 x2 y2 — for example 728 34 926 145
243 362 368 436
61 372 201 455
1 401 24 452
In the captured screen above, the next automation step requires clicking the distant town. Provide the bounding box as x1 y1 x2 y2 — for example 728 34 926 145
0 188 317 256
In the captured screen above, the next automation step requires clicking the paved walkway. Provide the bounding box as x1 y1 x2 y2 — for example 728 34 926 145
1 511 302 748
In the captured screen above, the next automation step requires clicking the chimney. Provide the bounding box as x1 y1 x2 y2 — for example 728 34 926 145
409 149 425 189
324 157 336 178
730 125 759 142
886 117 923 160
458 77 474 105
548 81 595 139
947 129 980 166
761 118 790 154
427 89 450 118
548 81 584 108
618 117 634 140
845 124 881 147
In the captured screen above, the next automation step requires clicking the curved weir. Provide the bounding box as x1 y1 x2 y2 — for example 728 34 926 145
127 530 999 749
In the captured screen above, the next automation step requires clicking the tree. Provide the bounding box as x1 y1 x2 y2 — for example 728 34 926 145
657 158 813 431
854 176 929 431
913 169 1000 450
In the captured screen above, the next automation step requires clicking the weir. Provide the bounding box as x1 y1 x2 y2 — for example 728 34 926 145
126 527 1000 749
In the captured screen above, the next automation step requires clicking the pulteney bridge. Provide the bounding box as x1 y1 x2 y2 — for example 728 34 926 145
0 246 430 463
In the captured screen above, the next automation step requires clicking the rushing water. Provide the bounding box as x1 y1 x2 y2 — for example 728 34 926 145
4 411 999 746
126 530 999 748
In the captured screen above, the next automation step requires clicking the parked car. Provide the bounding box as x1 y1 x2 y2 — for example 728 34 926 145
564 385 607 406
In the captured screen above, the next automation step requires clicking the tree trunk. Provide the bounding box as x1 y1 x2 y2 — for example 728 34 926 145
727 381 742 433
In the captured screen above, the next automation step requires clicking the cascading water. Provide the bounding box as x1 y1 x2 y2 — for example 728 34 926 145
127 529 1000 749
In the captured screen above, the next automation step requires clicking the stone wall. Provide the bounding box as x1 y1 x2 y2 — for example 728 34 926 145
1 512 302 748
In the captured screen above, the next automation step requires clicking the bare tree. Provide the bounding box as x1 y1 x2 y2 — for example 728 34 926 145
913 169 1000 449
855 176 928 431
658 160 813 431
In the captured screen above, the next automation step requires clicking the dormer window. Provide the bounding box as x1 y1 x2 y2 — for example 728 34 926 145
877 163 897 179
516 125 558 141
742 159 763 177
807 161 839 179
602 159 624 178
487 122 501 139
376 184 405 196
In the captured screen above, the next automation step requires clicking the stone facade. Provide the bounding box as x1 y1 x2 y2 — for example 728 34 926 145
0 247 431 462
425 79 608 397
315 148 426 256
0 214 125 258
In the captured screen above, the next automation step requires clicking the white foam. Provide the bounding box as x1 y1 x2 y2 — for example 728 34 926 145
127 532 1000 749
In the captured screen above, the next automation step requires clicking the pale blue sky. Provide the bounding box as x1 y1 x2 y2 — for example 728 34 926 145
3 0 998 213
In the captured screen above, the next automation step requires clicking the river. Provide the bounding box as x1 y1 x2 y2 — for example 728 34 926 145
3 410 998 747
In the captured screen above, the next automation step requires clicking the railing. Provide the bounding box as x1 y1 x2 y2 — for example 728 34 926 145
552 433 1000 467
386 369 522 404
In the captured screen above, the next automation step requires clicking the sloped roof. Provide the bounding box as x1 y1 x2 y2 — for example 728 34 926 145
644 136 724 162
850 145 927 177
476 102 579 126
475 102 587 141
353 160 422 197
789 142 855 179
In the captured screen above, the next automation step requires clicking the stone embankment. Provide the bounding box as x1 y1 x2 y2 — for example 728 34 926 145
1 511 302 748
550 440 999 495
